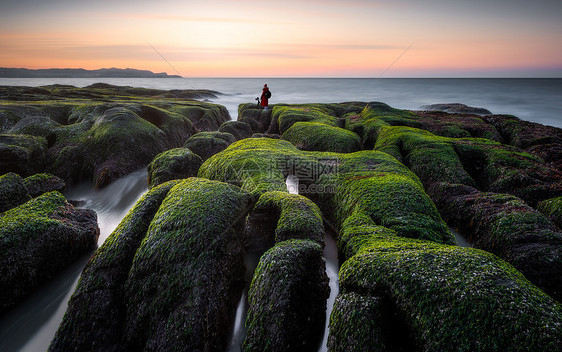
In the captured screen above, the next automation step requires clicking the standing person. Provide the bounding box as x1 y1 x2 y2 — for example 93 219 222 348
260 84 271 111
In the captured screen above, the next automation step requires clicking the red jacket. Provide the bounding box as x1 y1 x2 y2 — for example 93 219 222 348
260 87 269 107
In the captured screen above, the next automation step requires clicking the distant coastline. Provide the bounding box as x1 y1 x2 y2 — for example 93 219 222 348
0 67 181 78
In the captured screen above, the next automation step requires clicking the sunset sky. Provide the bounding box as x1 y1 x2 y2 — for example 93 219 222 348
1 0 561 77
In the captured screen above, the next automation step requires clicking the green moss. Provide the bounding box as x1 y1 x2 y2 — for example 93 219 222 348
249 191 325 246
337 223 562 351
244 239 329 352
327 293 386 352
184 131 236 161
272 105 341 134
281 121 361 153
0 172 31 212
218 120 253 141
0 133 48 176
123 178 251 350
199 138 301 198
23 173 66 198
538 196 562 229
1 191 98 313
147 148 203 189
201 138 452 243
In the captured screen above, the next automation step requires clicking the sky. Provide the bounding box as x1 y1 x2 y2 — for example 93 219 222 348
1 0 561 77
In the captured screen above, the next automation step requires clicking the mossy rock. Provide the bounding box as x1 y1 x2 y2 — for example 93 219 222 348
199 138 301 198
430 182 562 301
272 105 341 134
51 180 181 352
538 196 562 230
0 133 47 177
0 172 31 213
484 114 562 171
336 221 562 351
281 121 361 153
122 178 251 351
1 86 231 187
327 293 388 352
244 239 330 352
201 138 451 244
184 131 236 161
23 173 66 198
245 191 325 250
0 191 99 313
238 103 275 134
311 150 453 244
218 120 253 141
147 148 203 188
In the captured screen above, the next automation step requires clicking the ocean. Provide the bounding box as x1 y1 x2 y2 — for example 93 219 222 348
1 77 561 128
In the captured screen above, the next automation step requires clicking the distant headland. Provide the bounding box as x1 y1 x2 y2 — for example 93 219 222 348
0 67 181 78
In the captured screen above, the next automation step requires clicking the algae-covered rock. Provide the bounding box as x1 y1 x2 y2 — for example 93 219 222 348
219 120 253 141
538 196 562 229
245 191 325 250
420 102 492 115
23 173 66 198
199 138 299 198
123 178 251 351
336 220 562 352
281 121 361 153
272 105 341 134
0 172 31 213
484 114 562 171
184 131 236 161
0 192 99 313
244 239 330 352
147 148 203 188
327 293 388 352
430 182 562 301
52 178 251 351
1 85 230 187
238 103 274 134
50 180 181 352
0 133 47 176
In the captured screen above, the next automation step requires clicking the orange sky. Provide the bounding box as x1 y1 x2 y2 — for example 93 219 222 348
1 0 561 77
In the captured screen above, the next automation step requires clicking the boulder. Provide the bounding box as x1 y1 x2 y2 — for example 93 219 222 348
0 172 31 213
184 131 236 161
0 192 99 313
244 240 330 352
147 148 203 188
218 120 253 141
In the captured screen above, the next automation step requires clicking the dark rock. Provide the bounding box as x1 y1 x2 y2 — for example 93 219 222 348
218 120 253 141
244 239 330 352
430 182 562 301
484 114 562 172
184 131 236 161
0 134 47 177
0 172 31 213
0 192 99 313
538 197 562 230
147 148 203 188
420 103 492 115
23 173 66 198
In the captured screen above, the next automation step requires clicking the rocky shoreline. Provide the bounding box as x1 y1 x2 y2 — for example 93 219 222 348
1 85 561 351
